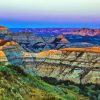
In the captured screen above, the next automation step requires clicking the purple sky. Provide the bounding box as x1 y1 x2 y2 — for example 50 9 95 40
0 0 100 28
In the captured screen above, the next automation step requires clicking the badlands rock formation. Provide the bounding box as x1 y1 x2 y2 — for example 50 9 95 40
36 47 100 84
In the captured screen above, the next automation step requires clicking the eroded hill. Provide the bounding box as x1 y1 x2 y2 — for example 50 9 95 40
36 47 100 84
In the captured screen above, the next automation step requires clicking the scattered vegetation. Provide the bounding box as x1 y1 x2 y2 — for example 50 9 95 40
0 64 99 100
41 77 100 100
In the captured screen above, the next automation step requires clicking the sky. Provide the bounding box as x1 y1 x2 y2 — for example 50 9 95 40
0 0 100 28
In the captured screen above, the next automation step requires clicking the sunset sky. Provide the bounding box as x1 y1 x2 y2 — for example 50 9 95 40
0 0 100 28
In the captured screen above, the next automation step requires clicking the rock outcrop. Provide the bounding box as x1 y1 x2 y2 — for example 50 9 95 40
0 40 18 65
0 26 7 30
36 47 100 84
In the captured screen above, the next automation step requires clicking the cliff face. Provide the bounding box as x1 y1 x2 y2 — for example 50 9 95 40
0 40 37 74
0 40 19 65
36 47 100 84
0 26 11 36
0 39 100 84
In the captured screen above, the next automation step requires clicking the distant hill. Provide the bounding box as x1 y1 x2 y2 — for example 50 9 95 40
63 28 100 36
9 28 100 36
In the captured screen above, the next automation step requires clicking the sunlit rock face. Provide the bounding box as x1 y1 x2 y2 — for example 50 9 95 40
0 26 7 30
0 26 11 35
0 26 12 42
0 40 19 65
36 47 100 84
0 39 36 74
57 35 68 43
0 51 8 65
